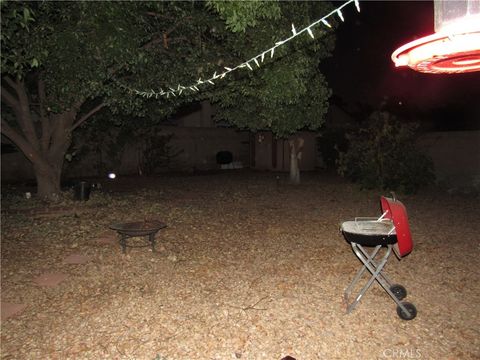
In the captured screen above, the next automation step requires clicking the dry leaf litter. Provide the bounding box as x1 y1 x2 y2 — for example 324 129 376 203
1 171 479 359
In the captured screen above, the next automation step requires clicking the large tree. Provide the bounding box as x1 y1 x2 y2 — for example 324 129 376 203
1 1 231 199
210 1 336 183
1 1 337 198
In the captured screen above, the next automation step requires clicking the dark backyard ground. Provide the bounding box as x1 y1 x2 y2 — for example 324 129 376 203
1 170 479 359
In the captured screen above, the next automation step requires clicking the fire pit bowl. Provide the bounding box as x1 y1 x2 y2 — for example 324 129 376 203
109 220 166 253
110 220 166 237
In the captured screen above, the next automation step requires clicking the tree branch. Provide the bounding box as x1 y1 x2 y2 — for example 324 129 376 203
14 77 41 150
1 118 38 163
1 82 20 112
141 35 174 54
165 16 192 36
4 76 19 91
71 102 106 131
38 77 51 153
145 11 174 20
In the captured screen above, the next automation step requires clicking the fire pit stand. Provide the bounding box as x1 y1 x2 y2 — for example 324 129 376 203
109 220 167 254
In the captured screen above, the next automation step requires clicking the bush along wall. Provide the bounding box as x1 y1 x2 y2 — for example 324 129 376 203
337 111 435 194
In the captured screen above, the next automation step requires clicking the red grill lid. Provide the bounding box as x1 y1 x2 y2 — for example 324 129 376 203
380 196 413 257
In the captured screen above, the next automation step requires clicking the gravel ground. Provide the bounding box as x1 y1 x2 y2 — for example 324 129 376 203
1 171 479 359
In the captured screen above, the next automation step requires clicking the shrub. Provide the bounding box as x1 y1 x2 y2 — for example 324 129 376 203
337 111 435 193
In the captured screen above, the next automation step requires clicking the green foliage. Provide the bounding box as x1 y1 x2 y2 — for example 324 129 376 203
337 111 435 194
64 113 132 177
2 0 336 131
317 128 348 169
1 1 230 116
206 0 281 32
210 1 336 138
1 2 38 76
137 130 184 175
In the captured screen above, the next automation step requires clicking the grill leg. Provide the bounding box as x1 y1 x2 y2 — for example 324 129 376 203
355 245 410 307
149 233 156 252
356 245 394 287
344 245 381 305
120 234 128 254
344 244 392 314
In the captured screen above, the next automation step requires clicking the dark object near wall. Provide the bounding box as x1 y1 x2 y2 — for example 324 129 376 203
216 151 233 164
74 181 91 201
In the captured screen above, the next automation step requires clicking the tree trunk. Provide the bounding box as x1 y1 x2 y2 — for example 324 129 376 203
1 76 105 201
34 162 63 201
288 137 304 185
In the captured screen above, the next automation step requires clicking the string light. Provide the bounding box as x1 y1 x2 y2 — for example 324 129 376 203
307 27 315 39
355 0 361 13
126 0 360 98
337 10 345 22
321 19 332 28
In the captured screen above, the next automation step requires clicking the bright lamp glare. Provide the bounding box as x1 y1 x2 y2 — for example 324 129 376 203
108 173 116 179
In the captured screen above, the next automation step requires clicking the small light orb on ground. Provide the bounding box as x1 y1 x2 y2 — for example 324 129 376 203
108 173 116 179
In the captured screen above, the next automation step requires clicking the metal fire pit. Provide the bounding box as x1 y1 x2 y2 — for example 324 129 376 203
109 220 166 253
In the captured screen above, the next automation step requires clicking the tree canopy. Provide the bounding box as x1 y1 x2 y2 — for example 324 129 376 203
210 1 336 137
1 0 339 198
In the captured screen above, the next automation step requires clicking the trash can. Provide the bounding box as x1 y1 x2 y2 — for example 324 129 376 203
74 181 91 201
216 151 233 165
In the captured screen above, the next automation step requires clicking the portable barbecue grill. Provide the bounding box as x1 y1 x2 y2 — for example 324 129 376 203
341 195 417 320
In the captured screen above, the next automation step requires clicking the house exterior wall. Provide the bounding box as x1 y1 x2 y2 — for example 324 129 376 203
175 100 215 128
1 151 35 181
253 131 317 171
157 126 250 171
1 126 250 182
417 130 480 187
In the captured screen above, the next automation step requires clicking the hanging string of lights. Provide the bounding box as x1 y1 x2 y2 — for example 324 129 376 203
123 0 360 99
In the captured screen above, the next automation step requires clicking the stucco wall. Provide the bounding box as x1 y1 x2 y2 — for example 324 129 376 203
3 130 479 185
1 126 250 182
417 130 480 187
158 126 250 171
253 131 317 171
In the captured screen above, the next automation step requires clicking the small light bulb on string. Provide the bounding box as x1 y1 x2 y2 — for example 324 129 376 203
271 48 275 58
307 27 315 39
337 10 344 22
254 58 260 67
321 19 332 28
291 23 297 35
355 0 360 12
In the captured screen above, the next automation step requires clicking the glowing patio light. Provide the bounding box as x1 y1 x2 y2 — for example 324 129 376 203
108 172 116 179
391 0 480 74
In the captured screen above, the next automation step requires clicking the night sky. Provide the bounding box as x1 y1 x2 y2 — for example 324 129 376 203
322 1 480 129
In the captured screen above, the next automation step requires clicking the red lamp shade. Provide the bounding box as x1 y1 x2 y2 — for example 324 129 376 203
391 0 480 74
